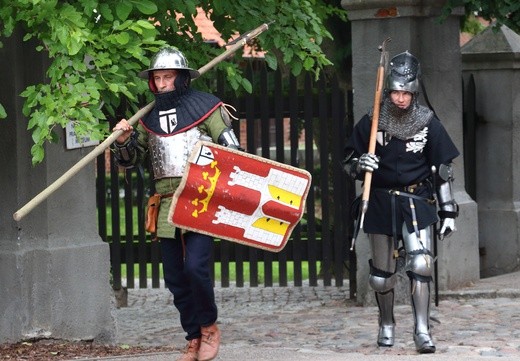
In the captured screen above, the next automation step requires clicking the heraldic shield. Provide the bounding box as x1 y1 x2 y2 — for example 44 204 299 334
168 141 312 252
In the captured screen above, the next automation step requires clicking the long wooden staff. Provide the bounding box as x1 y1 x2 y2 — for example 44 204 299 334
13 22 271 222
358 38 391 231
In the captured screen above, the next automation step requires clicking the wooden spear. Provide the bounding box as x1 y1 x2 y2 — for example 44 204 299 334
13 23 271 222
358 38 391 231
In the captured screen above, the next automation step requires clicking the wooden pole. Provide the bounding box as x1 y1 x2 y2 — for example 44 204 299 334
358 38 391 230
13 23 271 221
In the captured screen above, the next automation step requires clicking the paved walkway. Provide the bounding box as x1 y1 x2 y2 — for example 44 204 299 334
84 272 520 360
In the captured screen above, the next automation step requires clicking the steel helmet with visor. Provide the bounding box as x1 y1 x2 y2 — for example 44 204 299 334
385 51 420 94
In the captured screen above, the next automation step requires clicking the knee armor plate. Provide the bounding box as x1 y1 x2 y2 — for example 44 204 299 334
406 249 434 281
368 259 397 293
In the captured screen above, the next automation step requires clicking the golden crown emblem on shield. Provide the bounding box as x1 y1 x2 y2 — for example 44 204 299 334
190 161 221 218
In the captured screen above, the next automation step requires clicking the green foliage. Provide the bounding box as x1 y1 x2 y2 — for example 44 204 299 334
462 15 487 35
0 0 347 164
442 0 520 34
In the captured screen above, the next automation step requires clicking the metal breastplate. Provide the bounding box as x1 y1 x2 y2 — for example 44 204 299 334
148 127 208 179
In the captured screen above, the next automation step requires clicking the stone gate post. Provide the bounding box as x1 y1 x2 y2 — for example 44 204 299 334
462 25 520 277
0 30 115 342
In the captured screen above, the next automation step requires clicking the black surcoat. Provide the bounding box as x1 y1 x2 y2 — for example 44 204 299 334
345 114 459 236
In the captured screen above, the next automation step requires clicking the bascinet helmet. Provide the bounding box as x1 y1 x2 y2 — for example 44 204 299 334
385 51 420 93
138 46 200 80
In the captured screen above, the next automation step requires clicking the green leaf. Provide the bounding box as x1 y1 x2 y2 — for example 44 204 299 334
291 61 303 77
264 54 278 71
135 19 156 30
241 78 252 93
98 4 114 21
31 126 41 145
67 37 83 56
0 104 6 119
134 0 158 15
282 48 294 65
116 2 133 21
303 57 315 71
109 83 119 92
273 34 282 48
182 0 197 15
114 32 131 45
31 144 44 165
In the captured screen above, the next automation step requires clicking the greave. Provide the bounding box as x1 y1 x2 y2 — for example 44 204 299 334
375 290 395 347
411 280 435 353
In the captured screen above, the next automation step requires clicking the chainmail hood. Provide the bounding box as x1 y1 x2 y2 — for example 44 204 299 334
374 95 434 140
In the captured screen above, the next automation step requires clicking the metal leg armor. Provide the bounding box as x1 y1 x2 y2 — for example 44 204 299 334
411 280 434 353
402 225 436 354
368 234 397 347
375 289 395 346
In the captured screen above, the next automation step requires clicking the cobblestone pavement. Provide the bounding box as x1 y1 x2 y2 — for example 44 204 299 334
101 272 520 360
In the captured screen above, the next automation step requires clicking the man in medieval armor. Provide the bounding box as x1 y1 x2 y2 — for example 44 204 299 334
343 51 459 353
112 46 241 361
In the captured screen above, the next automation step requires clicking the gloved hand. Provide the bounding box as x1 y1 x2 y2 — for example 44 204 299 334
439 217 456 240
357 153 379 173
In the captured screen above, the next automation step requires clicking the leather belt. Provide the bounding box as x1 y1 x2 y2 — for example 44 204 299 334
399 182 423 193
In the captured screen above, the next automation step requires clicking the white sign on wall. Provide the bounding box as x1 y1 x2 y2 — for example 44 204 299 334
65 122 100 150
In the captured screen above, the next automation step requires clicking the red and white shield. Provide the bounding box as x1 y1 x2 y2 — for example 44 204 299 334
168 141 312 252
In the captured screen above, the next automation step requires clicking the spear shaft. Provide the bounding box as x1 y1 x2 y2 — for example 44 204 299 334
350 38 391 251
13 23 270 222
358 38 391 231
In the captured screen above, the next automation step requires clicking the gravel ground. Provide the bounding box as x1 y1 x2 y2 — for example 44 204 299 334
0 339 177 360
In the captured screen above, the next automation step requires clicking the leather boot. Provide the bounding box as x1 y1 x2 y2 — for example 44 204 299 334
198 323 221 361
176 338 201 361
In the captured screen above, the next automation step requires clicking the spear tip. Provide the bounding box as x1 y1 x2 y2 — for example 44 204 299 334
378 37 392 52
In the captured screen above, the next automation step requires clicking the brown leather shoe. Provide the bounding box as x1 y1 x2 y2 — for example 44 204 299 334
198 323 221 361
176 338 200 361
